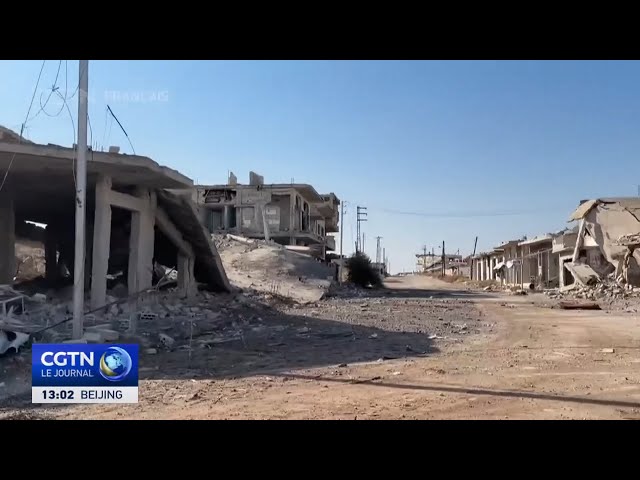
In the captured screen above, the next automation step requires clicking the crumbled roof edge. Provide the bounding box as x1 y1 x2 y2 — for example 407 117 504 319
0 138 193 187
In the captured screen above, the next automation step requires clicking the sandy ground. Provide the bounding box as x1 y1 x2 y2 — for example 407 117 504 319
2 275 640 420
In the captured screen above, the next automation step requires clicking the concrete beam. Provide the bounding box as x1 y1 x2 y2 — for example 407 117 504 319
178 253 196 298
155 207 194 257
45 225 58 282
128 188 156 294
108 189 146 212
572 219 586 263
0 197 15 284
91 176 112 309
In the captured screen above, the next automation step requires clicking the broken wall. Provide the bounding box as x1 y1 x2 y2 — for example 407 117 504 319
584 203 640 283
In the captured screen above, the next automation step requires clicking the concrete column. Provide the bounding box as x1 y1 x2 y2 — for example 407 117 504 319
45 225 58 283
178 254 196 298
128 188 156 295
289 193 295 245
0 198 15 284
91 176 112 309
223 206 231 230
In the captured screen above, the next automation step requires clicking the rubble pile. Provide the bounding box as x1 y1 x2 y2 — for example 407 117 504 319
544 280 640 302
0 281 284 354
212 233 337 304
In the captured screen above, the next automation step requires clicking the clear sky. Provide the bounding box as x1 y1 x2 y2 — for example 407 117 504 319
1 60 639 273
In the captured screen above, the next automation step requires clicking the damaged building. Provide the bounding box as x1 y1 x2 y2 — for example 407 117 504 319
564 198 640 288
196 171 340 260
472 234 560 289
0 127 230 339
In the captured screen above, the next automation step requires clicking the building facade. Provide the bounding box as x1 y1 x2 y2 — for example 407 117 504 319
196 172 340 259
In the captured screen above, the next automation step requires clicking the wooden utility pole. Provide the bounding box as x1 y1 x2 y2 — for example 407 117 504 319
442 240 446 276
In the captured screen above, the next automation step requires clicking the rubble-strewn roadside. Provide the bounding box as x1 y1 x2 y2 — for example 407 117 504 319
1 275 489 407
543 279 640 312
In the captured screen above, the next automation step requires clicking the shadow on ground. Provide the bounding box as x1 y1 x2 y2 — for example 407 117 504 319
328 286 496 301
0 292 446 414
272 372 640 411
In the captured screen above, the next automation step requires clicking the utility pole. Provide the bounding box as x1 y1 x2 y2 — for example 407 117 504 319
356 206 367 253
441 240 446 277
383 247 386 274
339 200 345 283
422 245 428 273
470 236 478 280
73 60 89 340
362 232 366 254
375 236 382 264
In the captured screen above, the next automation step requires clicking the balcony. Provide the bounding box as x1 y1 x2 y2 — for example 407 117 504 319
325 235 336 251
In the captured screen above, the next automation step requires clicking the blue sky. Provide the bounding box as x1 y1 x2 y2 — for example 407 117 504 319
1 60 639 273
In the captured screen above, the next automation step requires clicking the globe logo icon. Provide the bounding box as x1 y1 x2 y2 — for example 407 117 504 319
99 347 133 382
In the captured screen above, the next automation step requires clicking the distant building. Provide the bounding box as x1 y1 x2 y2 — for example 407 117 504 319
196 172 340 260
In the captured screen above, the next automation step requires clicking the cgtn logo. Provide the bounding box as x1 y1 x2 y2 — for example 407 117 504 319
32 344 139 399
38 347 133 381
99 347 133 381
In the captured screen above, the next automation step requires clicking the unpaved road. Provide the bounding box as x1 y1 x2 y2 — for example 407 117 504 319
3 275 640 419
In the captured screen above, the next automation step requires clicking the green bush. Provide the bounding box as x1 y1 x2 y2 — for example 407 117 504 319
346 252 383 288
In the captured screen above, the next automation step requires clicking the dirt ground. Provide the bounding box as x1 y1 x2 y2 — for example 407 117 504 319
2 275 640 420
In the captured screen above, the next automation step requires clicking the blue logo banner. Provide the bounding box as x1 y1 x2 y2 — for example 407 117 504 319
32 344 139 387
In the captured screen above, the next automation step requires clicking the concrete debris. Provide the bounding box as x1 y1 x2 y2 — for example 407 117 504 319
159 333 175 349
558 301 601 310
31 293 47 302
0 330 29 355
563 262 600 286
601 348 615 353
544 277 640 308
145 348 158 355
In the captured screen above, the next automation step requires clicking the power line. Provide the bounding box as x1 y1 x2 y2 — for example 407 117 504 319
106 105 136 155
367 206 560 219
21 60 47 136
0 60 47 194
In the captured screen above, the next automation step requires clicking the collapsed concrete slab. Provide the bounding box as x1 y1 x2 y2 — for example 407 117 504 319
0 128 231 337
156 189 231 293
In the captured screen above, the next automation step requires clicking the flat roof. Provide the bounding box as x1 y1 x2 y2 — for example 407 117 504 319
0 141 193 223
197 183 324 203
0 141 193 189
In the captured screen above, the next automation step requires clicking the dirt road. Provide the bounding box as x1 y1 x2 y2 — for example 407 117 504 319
3 275 640 419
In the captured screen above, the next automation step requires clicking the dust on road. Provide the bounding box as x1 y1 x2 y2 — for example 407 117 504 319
3 275 640 420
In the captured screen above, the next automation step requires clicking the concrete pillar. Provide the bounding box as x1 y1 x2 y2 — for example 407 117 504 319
0 198 15 284
91 176 112 309
128 189 156 295
45 225 58 283
223 205 231 230
178 254 196 298
289 193 295 245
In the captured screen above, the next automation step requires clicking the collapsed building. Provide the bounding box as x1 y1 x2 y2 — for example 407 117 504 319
564 198 640 287
471 197 640 291
196 171 340 260
0 127 230 339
